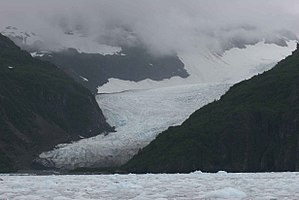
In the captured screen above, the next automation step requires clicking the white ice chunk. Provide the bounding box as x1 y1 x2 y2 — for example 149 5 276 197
204 187 247 199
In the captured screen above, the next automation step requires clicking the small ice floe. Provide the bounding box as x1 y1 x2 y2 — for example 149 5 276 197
80 76 89 82
204 187 247 199
149 63 153 66
8 66 14 69
191 170 203 175
217 170 228 175
79 135 85 139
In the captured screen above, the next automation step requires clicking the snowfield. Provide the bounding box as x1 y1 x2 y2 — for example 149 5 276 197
39 83 230 169
98 41 297 93
0 172 298 199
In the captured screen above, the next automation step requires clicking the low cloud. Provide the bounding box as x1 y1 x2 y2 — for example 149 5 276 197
0 0 298 55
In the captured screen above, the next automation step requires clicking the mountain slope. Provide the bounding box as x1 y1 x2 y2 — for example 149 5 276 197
0 34 113 172
124 44 299 173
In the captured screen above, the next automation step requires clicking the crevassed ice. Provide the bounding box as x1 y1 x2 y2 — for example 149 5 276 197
39 83 230 169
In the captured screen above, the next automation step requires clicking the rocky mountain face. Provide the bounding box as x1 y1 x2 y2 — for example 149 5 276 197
124 44 299 173
38 46 188 93
0 34 113 172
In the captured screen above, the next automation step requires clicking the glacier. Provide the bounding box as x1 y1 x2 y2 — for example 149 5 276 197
0 172 298 199
39 83 231 169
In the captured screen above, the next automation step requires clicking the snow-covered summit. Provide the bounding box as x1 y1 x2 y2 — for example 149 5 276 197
1 25 121 55
0 26 42 48
50 29 122 55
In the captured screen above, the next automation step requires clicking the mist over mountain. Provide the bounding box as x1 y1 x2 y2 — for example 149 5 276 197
0 0 298 55
1 0 298 94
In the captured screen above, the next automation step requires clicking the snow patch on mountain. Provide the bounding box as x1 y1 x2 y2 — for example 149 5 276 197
38 83 230 169
30 52 45 57
79 76 89 82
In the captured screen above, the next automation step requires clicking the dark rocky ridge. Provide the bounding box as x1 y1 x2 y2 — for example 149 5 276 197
39 46 189 93
124 43 299 173
0 34 113 172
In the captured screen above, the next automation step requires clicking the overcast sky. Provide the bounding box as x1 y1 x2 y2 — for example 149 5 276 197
0 0 298 54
